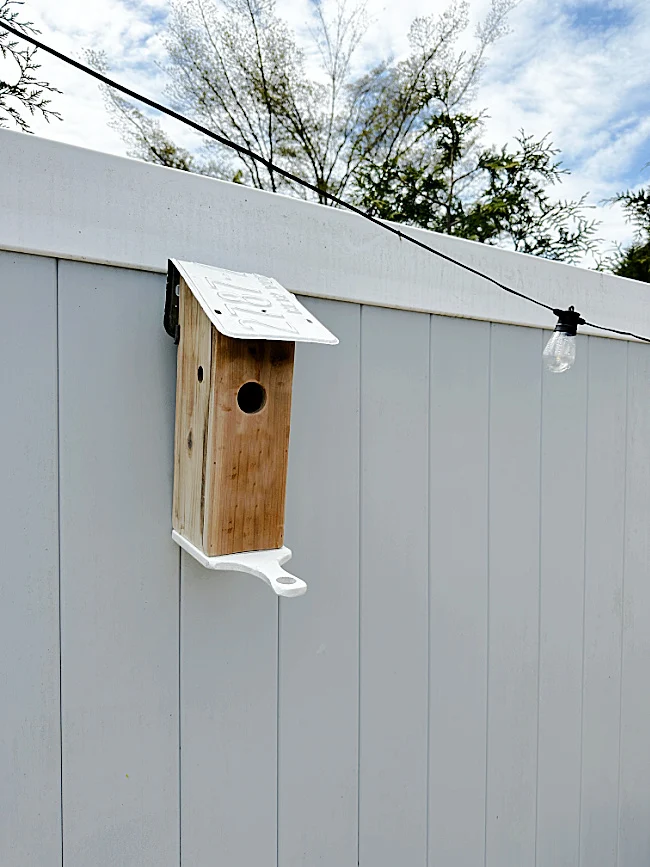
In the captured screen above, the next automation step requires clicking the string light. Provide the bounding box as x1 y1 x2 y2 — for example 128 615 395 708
2 18 650 366
543 307 584 373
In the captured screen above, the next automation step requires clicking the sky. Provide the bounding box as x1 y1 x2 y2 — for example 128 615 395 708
3 0 649 264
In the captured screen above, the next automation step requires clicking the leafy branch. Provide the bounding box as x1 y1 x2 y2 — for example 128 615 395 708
0 0 61 132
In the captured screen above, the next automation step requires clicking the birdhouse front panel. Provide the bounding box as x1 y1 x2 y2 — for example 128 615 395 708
172 277 294 556
203 329 294 556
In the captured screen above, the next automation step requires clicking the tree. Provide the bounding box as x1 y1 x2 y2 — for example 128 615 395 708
96 0 515 201
97 0 596 262
606 185 650 282
0 0 61 132
355 114 598 262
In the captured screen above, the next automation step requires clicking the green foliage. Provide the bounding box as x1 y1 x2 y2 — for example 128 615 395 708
355 116 598 262
612 240 650 282
611 186 650 282
0 0 61 132
99 0 515 200
98 0 596 262
598 184 650 283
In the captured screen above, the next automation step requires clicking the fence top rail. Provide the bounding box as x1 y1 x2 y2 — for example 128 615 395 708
2 128 647 340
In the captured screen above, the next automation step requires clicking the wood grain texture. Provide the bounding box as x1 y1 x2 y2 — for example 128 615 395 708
58 261 179 867
359 306 429 867
428 316 490 867
580 337 626 867
0 252 61 866
172 278 213 548
203 332 294 555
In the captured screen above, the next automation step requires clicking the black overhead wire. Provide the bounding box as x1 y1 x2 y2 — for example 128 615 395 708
582 320 648 340
2 19 649 343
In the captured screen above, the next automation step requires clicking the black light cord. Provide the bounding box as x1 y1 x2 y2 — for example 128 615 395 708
582 320 648 341
2 18 649 343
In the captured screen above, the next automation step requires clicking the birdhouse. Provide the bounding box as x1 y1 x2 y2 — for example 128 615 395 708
164 259 338 596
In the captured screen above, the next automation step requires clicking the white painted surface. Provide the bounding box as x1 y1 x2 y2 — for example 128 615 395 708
0 252 61 866
486 325 542 867
57 261 180 866
171 531 306 597
3 142 650 865
2 128 650 342
280 299 360 867
172 259 338 344
428 316 490 867
580 338 627 867
536 335 588 867
180 553 278 867
359 306 429 867
618 343 650 866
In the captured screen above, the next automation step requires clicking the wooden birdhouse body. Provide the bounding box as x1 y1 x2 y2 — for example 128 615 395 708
173 278 294 556
167 260 337 573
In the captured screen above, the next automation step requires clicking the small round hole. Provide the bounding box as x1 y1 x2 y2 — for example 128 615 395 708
237 381 266 414
197 366 204 382
276 576 296 585
261 309 267 313
214 309 222 315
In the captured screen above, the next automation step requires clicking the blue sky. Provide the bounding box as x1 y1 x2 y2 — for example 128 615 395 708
569 1 632 33
9 0 650 263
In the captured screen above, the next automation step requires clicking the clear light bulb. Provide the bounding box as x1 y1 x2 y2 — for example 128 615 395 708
543 306 584 374
543 331 576 373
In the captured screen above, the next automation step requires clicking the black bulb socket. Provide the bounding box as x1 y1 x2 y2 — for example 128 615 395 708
552 305 585 337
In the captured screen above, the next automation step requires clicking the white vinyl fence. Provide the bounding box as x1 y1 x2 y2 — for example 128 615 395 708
2 129 650 867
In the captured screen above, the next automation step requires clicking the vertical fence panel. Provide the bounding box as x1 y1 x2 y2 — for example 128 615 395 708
618 342 650 866
428 316 490 866
358 307 429 867
6 245 650 867
180 557 278 867
536 335 588 866
0 252 61 866
280 299 360 867
486 325 542 867
58 262 179 866
580 337 627 867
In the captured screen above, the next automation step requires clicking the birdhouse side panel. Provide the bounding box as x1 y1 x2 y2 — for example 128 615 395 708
203 333 295 556
172 279 213 548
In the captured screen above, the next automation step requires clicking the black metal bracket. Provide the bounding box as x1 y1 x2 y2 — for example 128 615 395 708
164 259 181 344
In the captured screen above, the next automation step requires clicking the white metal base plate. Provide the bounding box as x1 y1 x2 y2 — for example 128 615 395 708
172 531 307 597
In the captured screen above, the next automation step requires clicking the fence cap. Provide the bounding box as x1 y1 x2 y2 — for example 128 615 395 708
166 258 339 345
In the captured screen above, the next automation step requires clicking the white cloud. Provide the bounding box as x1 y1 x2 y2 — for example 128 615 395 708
472 0 650 256
11 0 650 261
10 0 168 154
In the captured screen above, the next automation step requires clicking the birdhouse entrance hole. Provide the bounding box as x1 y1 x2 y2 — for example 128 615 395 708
237 381 266 414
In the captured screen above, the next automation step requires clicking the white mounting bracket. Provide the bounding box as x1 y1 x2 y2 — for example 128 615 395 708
172 531 307 598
